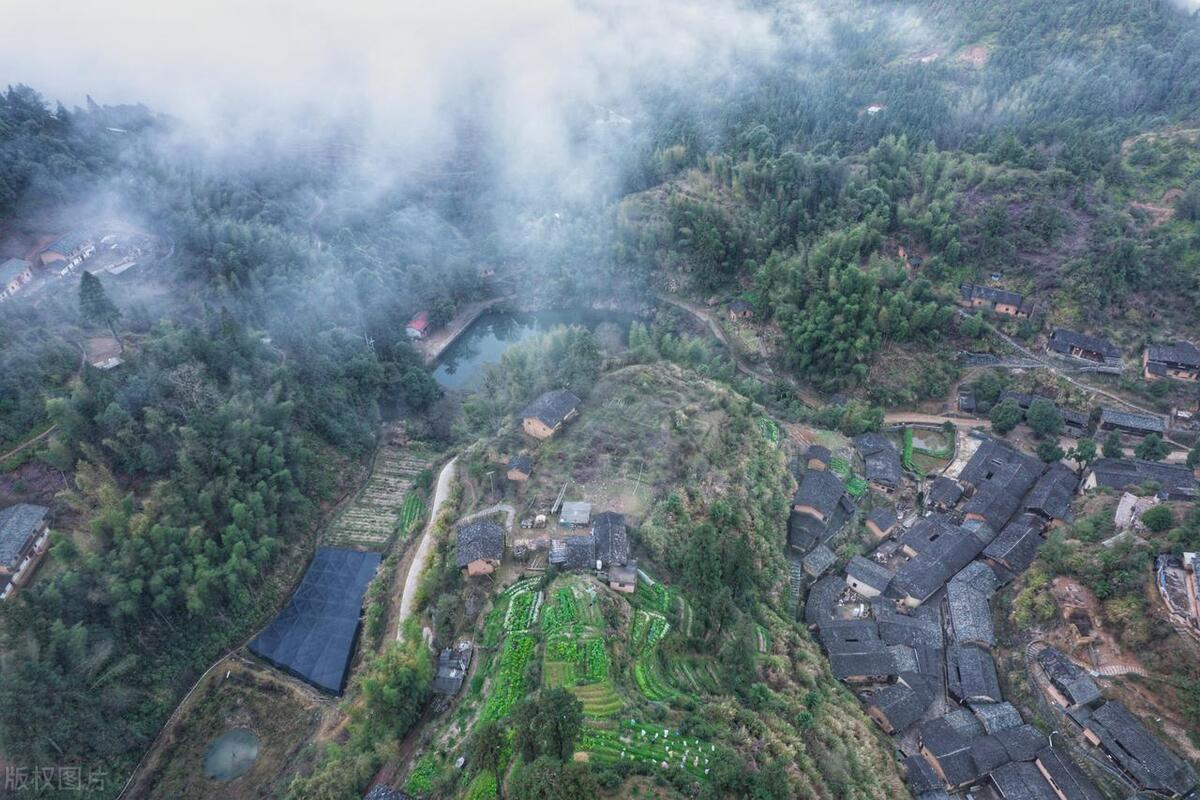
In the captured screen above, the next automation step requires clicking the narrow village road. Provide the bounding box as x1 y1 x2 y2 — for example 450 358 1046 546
883 412 991 431
654 292 822 406
397 456 457 630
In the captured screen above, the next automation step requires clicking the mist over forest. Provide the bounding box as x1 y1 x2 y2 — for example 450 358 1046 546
4 1 1200 799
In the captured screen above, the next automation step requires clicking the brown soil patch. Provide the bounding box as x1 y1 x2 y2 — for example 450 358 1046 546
1046 577 1146 674
957 45 990 68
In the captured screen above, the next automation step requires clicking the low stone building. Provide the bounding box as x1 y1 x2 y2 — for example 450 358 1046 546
518 389 581 440
456 519 505 576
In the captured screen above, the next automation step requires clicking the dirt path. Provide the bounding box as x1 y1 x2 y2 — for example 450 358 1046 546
398 457 458 630
0 425 57 462
654 293 821 406
457 502 515 532
884 412 990 431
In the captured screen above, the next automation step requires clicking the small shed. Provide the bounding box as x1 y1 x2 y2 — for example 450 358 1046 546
507 454 533 481
406 311 430 340
559 501 592 528
609 561 638 593
728 299 754 320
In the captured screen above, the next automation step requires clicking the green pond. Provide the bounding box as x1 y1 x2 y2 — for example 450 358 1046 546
203 728 259 781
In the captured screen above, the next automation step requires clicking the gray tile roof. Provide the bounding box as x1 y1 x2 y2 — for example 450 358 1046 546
0 504 49 570
846 554 893 593
549 534 596 570
1023 464 1077 523
1147 341 1200 369
876 604 944 650
1035 647 1101 708
867 677 934 732
947 576 995 648
960 283 1027 310
819 619 881 654
507 454 533 474
855 432 902 488
804 575 846 628
990 760 1060 800
1099 408 1165 434
971 701 1024 734
927 476 964 509
898 514 959 555
591 511 628 565
1087 458 1196 501
45 231 92 256
892 531 987 604
963 452 1041 531
947 644 1002 703
456 520 505 568
959 438 1043 491
519 389 580 428
1048 329 1121 362
802 544 837 577
903 754 942 794
1035 746 1104 800
793 469 848 518
920 709 986 786
984 513 1044 575
866 507 898 533
1080 700 1198 796
432 643 473 695
806 444 831 464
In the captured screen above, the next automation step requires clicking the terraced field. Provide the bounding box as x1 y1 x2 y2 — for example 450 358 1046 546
323 446 434 550
578 721 718 778
541 582 622 716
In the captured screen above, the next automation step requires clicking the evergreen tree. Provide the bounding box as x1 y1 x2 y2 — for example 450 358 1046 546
78 271 122 349
1102 430 1125 459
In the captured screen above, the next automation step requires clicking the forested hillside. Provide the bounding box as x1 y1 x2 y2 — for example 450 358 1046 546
2 0 1200 797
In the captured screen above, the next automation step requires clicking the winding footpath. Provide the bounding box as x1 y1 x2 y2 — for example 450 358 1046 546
398 456 458 630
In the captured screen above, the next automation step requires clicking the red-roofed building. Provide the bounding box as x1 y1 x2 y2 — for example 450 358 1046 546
406 311 430 339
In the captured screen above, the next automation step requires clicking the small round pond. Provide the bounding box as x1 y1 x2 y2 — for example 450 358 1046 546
203 728 260 781
432 308 638 389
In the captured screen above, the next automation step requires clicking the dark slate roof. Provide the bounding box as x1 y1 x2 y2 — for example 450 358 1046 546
846 554 893 593
1099 408 1165 434
984 513 1044 575
0 258 31 283
920 709 986 785
971 701 1024 734
990 760 1060 800
592 511 628 565
788 510 822 553
729 298 753 313
432 643 473 695
855 432 902 488
507 454 533 474
1035 648 1101 707
248 548 381 694
519 389 580 428
819 619 881 654
963 450 1042 531
928 476 964 509
0 504 49 570
959 438 1043 490
951 559 999 596
1048 329 1120 361
828 648 903 680
892 531 987 604
806 444 831 464
456 520 506 567
904 754 943 794
1060 408 1089 429
1087 458 1196 501
803 544 837 577
1147 341 1200 369
1035 746 1105 800
792 469 848 518
867 677 934 732
609 560 637 584
993 724 1049 762
876 604 944 650
866 507 898 533
549 535 596 570
804 576 846 628
898 514 959 555
1023 465 1077 523
1081 700 1199 795
947 644 1002 703
961 283 1027 309
947 577 995 648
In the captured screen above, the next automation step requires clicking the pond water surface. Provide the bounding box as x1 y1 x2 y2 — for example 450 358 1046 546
203 728 260 781
432 308 638 389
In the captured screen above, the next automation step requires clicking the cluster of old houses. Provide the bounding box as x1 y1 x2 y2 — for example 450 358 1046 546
796 432 1200 800
0 503 51 600
0 231 97 304
453 389 638 594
